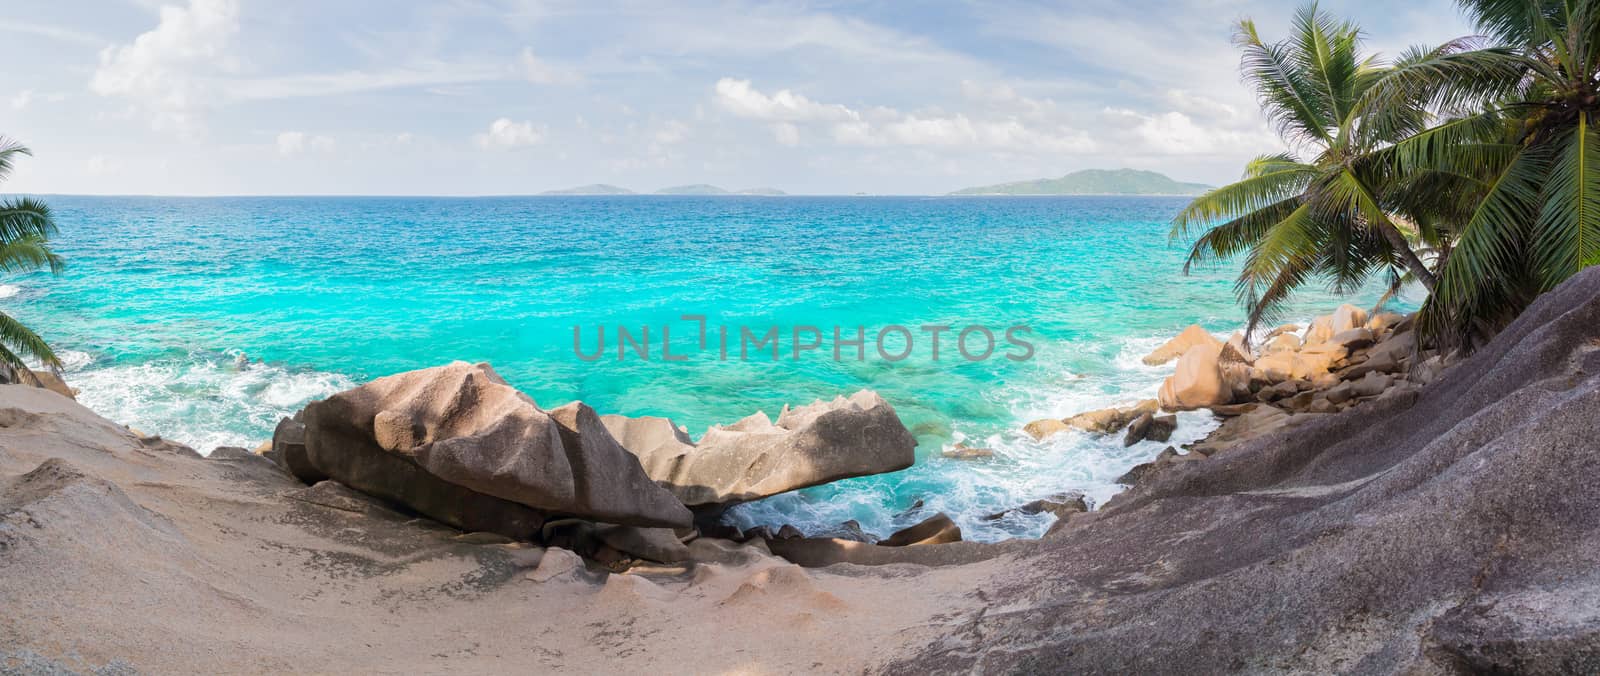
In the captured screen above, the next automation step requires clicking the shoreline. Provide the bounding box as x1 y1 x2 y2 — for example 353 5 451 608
4 268 1597 671
32 297 1425 550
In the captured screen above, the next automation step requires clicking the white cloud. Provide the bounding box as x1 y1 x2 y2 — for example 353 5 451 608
714 78 860 123
718 78 1094 154
275 131 335 156
473 118 545 149
519 48 581 85
10 90 32 111
1100 107 1278 156
90 0 240 135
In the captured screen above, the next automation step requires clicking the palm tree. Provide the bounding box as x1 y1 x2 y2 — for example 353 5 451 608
0 136 63 377
1170 4 1450 336
1361 0 1600 346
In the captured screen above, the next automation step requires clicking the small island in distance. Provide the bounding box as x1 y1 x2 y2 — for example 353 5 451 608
950 168 1212 196
538 170 1209 197
539 184 788 196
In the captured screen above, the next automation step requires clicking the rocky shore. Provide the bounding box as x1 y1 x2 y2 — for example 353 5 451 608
5 269 1600 672
1024 302 1453 492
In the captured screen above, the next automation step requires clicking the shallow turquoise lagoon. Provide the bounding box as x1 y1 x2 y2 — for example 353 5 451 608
6 195 1409 540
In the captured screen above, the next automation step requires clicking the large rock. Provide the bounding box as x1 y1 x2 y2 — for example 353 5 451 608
887 266 1600 673
1330 303 1369 334
1157 342 1232 410
1262 332 1301 354
1303 314 1336 345
1141 325 1221 366
296 362 692 538
602 390 915 509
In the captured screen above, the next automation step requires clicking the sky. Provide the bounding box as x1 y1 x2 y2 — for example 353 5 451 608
1 0 1476 196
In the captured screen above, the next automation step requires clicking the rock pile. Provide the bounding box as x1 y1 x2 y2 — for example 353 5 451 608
1025 303 1457 490
260 361 920 567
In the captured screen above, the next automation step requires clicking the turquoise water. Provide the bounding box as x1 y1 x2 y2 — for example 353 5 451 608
4 195 1409 541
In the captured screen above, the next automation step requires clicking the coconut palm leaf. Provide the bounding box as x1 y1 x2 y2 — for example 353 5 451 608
0 234 64 274
0 137 31 183
0 136 64 375
1530 112 1600 285
0 310 57 369
0 197 59 243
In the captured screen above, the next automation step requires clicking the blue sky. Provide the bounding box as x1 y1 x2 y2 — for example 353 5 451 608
1 0 1474 195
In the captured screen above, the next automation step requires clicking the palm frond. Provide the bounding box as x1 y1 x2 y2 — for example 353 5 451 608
1170 162 1318 241
1235 16 1336 147
0 197 58 243
0 234 64 274
1530 112 1600 287
0 311 57 369
0 137 32 183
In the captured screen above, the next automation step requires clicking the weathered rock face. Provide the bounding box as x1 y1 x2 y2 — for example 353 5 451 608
1141 324 1221 366
889 267 1600 673
1157 342 1230 410
293 362 692 537
1330 303 1369 334
602 390 915 509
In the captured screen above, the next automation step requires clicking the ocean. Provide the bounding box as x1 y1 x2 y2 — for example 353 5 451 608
6 195 1409 541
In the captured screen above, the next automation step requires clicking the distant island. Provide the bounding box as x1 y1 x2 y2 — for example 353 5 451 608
540 184 636 195
541 184 787 196
655 184 787 196
950 169 1211 196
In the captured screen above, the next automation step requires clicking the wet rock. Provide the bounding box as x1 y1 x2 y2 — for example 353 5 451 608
880 513 962 547
1023 418 1071 440
815 519 876 543
983 493 1088 521
942 443 995 460
1123 412 1177 446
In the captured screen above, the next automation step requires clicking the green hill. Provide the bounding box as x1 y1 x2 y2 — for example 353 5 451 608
950 169 1211 196
541 184 636 195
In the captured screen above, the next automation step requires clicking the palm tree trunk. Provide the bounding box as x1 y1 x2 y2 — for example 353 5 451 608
1375 219 1438 292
